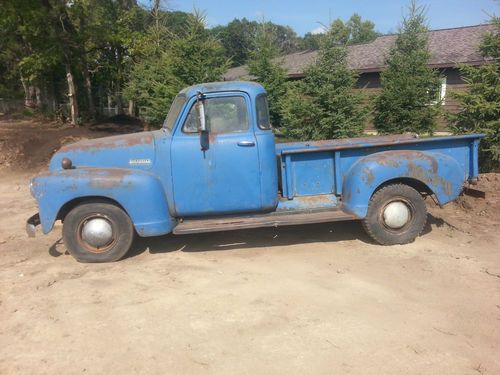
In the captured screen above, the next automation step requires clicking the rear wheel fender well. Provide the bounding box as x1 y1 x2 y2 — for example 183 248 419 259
371 177 435 198
341 150 458 218
342 176 434 218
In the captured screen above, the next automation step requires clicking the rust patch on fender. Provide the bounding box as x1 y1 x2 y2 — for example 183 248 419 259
407 162 452 197
422 153 438 174
372 151 438 174
362 167 374 185
373 153 401 168
88 169 132 189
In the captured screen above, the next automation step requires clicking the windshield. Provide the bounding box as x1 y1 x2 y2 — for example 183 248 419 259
163 95 187 131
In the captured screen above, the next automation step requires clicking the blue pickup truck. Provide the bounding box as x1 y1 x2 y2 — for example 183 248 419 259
27 82 483 262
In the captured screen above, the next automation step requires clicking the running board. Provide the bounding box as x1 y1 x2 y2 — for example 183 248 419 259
173 208 357 235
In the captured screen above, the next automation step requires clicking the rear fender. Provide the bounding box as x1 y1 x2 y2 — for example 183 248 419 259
31 168 175 236
342 150 465 218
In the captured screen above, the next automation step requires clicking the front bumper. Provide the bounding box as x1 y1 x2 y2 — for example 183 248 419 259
26 213 41 237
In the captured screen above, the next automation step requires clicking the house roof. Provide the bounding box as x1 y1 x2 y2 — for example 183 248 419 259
225 24 495 80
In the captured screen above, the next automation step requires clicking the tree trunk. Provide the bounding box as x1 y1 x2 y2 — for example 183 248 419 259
115 89 124 115
21 77 30 107
98 83 104 116
28 86 36 107
115 47 124 115
128 100 135 117
66 65 78 126
21 76 35 108
48 76 57 112
77 12 95 120
84 68 95 119
107 92 113 116
35 86 42 109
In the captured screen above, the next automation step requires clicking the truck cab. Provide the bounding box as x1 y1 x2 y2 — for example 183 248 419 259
27 82 484 263
166 82 278 216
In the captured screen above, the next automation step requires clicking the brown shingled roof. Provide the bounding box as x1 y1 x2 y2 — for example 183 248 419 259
225 24 495 80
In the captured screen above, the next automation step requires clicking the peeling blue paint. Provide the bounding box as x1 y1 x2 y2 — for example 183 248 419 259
29 82 485 239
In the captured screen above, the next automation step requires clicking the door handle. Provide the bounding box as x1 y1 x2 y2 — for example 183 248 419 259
237 141 255 147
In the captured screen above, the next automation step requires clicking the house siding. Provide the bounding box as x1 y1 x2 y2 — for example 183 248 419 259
355 68 468 132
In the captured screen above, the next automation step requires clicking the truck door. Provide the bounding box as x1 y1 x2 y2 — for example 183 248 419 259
171 93 262 216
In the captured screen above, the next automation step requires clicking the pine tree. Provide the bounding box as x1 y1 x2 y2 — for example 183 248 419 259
124 11 228 127
247 22 287 127
169 12 229 85
448 18 500 171
373 1 442 134
281 21 367 140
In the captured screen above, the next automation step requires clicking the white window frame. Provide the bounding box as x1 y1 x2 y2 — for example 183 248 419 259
431 76 447 105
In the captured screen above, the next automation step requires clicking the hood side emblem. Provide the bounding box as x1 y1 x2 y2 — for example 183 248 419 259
129 158 152 165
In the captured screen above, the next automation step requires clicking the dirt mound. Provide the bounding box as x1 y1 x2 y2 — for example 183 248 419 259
457 173 499 215
0 116 142 172
428 173 500 239
88 114 144 134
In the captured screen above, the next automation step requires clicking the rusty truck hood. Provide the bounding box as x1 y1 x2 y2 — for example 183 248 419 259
48 131 157 171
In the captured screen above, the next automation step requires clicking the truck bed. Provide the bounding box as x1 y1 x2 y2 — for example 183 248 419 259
275 133 483 201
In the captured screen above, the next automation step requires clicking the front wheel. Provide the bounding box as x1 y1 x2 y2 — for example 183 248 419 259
362 184 427 245
62 202 135 263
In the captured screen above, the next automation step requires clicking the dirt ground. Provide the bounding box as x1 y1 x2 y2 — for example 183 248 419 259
0 118 499 374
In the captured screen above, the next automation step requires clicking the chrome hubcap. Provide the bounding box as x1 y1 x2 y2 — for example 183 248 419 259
383 201 410 229
81 218 113 248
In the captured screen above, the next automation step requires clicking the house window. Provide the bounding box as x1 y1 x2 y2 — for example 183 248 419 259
431 77 447 105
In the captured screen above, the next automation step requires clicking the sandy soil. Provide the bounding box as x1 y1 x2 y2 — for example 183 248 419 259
0 118 499 374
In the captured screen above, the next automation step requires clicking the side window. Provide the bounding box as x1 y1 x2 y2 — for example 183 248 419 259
256 94 271 130
182 96 249 134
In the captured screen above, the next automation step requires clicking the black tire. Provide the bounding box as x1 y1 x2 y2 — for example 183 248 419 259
62 202 135 263
362 184 427 245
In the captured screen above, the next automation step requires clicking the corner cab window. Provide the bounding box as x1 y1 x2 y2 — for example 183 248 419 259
256 94 271 130
183 96 249 134
163 95 186 131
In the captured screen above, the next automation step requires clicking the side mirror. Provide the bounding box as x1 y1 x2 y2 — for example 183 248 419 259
196 91 206 132
196 91 209 150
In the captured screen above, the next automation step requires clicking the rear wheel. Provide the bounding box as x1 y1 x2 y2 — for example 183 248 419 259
362 184 427 245
62 202 135 263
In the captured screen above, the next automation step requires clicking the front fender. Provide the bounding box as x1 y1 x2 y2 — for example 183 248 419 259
342 150 465 218
31 168 176 237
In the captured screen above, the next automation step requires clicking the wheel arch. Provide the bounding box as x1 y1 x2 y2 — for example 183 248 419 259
57 196 128 222
371 177 434 198
31 168 177 237
342 150 464 218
